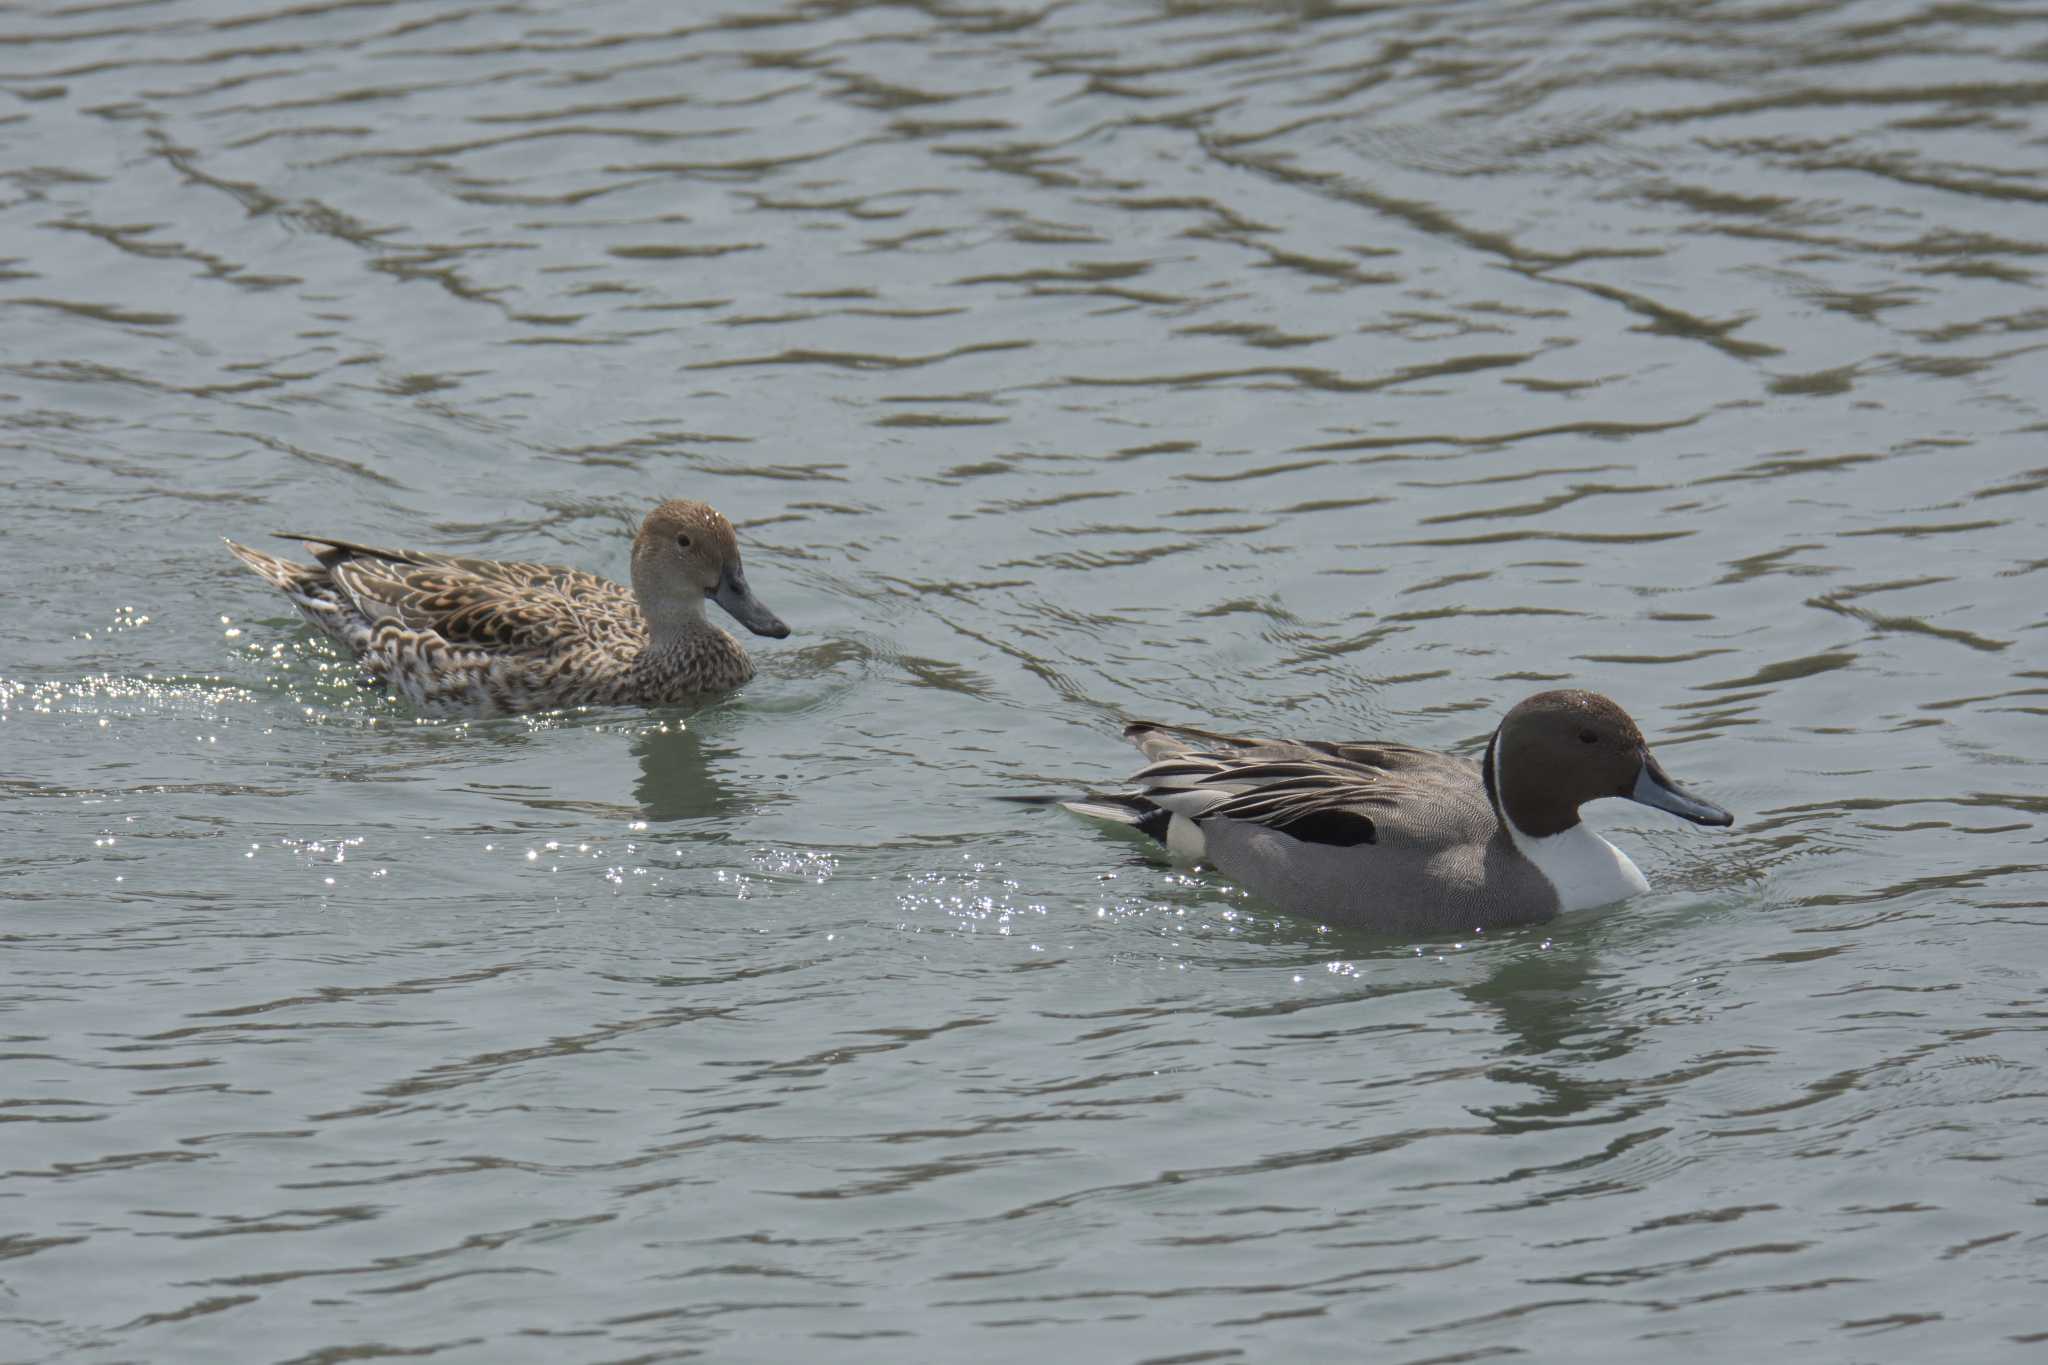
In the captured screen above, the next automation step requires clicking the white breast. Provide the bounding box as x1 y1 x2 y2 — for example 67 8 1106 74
1505 820 1649 911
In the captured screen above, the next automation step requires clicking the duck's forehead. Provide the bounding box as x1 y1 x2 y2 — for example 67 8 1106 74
1517 689 1643 743
646 500 737 548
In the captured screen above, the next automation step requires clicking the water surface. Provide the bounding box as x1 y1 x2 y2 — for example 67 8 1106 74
4 0 2046 1360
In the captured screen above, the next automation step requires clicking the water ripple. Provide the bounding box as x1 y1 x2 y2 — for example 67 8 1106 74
3 0 2045 1360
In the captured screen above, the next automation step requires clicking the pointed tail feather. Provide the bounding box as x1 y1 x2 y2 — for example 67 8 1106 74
997 790 1173 846
270 534 427 572
1058 793 1172 846
223 537 371 650
223 537 315 592
1122 718 1268 763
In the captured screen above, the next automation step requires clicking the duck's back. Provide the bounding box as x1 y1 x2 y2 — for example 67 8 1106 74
229 536 652 713
321 548 644 659
1132 727 1563 933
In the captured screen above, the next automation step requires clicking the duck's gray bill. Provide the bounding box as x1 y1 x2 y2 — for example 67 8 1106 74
1630 753 1733 827
712 567 790 639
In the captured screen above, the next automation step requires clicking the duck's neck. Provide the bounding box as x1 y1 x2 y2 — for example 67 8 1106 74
1487 731 1648 910
641 597 715 654
631 562 712 653
627 564 753 694
1484 727 1576 838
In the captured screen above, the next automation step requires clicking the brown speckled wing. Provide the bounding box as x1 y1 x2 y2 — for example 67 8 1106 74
523 565 644 655
329 558 634 654
446 559 644 652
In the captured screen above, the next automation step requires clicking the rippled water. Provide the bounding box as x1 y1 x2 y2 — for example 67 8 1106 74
5 0 2046 1359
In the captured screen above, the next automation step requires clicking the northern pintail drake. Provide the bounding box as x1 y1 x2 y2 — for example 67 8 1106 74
1064 690 1733 933
225 499 789 715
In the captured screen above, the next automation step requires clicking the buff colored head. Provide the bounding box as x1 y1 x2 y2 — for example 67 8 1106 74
630 499 789 641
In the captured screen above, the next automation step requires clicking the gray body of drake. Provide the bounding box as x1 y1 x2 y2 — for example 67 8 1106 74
1065 691 1733 934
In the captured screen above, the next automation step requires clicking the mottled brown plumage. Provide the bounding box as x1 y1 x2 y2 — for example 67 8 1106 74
225 499 789 716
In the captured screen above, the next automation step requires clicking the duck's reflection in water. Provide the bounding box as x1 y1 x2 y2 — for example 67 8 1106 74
1458 935 1643 1134
632 720 747 824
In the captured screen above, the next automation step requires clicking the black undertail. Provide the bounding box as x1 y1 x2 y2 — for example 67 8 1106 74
1127 802 1171 844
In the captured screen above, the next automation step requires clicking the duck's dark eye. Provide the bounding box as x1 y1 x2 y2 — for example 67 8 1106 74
1579 729 1598 744
675 533 692 550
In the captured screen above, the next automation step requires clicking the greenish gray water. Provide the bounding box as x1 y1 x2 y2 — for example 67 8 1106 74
3 0 2045 1360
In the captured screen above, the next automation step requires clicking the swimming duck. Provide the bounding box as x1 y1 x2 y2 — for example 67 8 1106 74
1064 690 1732 933
225 499 788 715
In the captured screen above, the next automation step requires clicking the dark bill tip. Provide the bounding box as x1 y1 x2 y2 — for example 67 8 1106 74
712 568 790 639
1630 751 1734 827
